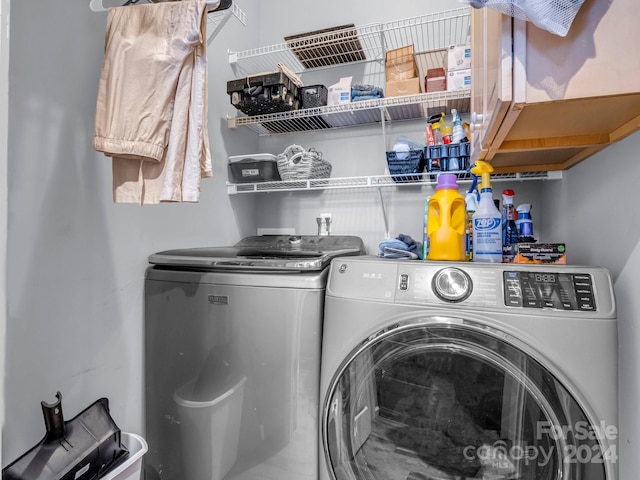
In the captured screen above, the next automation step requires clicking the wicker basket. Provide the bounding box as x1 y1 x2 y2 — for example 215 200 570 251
277 144 332 181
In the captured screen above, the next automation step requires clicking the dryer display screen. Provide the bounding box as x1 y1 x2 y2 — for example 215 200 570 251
504 271 595 311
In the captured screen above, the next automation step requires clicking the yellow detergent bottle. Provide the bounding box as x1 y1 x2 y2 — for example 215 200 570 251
427 173 466 261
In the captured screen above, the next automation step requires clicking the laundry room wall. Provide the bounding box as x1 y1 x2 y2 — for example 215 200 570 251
0 0 8 464
2 0 260 463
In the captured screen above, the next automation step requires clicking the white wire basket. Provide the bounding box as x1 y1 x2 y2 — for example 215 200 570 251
276 145 332 181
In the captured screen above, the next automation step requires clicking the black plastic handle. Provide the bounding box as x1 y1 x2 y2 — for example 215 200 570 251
41 391 65 441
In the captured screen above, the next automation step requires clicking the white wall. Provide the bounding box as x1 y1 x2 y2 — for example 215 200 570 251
2 0 259 462
0 0 8 467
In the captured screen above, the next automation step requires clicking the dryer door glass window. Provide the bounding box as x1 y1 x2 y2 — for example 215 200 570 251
322 321 612 480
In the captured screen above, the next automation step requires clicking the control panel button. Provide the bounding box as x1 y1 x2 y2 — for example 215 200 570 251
399 274 409 291
503 271 596 311
432 268 472 303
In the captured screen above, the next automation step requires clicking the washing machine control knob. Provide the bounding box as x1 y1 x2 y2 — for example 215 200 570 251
432 267 472 302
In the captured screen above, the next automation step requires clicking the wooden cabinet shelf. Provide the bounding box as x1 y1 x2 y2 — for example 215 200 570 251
471 1 640 172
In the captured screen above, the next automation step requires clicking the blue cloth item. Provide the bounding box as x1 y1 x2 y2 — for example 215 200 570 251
351 83 383 94
351 83 384 102
377 234 423 260
352 94 382 102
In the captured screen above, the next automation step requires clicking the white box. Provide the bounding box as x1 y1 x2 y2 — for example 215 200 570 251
447 69 471 91
446 43 471 72
327 76 352 106
102 432 148 480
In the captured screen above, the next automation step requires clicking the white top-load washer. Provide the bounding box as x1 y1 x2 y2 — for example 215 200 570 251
144 235 365 480
320 257 617 480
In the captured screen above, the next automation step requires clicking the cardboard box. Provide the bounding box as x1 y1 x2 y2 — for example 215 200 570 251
386 78 421 97
386 45 418 81
446 43 471 72
387 61 419 81
386 45 415 66
447 69 471 91
514 243 567 264
425 67 446 93
327 76 352 106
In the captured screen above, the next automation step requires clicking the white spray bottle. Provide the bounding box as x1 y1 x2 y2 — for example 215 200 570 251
471 161 502 263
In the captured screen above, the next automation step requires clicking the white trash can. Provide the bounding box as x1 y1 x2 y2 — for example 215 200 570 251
101 432 148 480
173 375 246 480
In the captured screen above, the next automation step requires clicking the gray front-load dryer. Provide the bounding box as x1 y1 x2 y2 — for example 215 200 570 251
144 235 364 480
320 257 618 480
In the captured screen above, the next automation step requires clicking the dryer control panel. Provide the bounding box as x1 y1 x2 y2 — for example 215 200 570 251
504 271 595 311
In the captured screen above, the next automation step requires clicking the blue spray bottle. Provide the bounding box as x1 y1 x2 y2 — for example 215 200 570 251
516 204 535 242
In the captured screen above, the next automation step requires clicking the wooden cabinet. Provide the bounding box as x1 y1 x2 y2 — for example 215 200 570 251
470 0 640 173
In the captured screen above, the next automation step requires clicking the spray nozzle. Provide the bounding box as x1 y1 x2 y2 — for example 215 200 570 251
516 204 532 214
452 108 462 126
467 172 479 195
470 160 494 192
502 189 515 205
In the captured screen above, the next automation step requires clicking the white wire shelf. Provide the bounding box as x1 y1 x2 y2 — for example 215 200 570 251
206 2 246 46
227 7 471 76
226 170 563 195
227 89 471 135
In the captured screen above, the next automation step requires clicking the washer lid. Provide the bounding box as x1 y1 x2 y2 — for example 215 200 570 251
148 235 365 271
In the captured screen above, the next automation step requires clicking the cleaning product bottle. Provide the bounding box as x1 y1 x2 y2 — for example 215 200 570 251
501 189 518 247
448 109 465 171
516 204 535 242
422 195 430 259
426 113 444 173
451 109 466 144
441 124 453 145
465 175 479 261
471 161 502 263
426 174 466 261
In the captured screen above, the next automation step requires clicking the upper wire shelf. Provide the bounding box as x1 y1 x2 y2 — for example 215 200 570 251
227 90 472 135
227 7 471 76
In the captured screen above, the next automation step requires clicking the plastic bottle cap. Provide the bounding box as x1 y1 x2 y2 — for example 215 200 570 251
436 173 459 190
502 189 515 205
